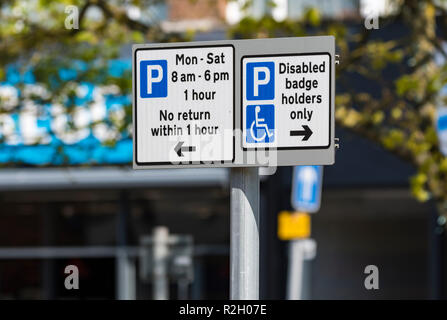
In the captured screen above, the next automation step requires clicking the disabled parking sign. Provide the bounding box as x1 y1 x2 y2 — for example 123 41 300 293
246 62 275 100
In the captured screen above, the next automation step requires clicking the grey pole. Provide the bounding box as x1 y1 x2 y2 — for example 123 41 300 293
230 167 260 300
287 238 317 300
153 226 170 300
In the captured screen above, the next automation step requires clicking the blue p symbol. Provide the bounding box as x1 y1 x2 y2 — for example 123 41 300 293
140 60 167 98
246 62 274 100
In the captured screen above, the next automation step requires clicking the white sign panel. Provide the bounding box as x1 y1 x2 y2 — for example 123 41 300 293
242 54 330 150
134 45 234 165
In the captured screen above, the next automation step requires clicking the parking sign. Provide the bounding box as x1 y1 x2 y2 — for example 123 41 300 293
140 60 168 98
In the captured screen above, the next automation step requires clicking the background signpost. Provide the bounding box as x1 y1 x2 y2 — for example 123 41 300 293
291 165 323 213
133 37 335 300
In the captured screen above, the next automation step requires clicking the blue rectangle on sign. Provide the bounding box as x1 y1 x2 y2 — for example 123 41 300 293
291 166 322 213
140 60 167 98
246 62 274 100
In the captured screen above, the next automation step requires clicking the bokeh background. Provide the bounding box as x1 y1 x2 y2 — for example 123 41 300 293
0 0 446 299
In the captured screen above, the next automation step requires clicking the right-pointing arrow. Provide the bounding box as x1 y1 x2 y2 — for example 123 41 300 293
290 125 313 141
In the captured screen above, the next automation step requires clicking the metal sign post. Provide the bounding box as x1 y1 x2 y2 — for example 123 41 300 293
230 167 259 300
286 165 323 300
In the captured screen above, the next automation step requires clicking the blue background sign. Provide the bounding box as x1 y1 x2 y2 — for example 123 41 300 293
246 104 275 143
246 61 275 100
140 60 168 98
0 60 133 166
291 165 323 213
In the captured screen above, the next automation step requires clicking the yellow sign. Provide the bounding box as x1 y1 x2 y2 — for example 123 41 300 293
278 211 311 240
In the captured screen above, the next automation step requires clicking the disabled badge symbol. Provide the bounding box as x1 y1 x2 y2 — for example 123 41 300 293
246 104 275 143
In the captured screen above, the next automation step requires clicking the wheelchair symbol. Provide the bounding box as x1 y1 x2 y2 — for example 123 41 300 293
246 104 275 143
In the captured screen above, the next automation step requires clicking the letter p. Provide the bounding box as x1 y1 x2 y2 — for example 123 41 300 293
253 67 270 97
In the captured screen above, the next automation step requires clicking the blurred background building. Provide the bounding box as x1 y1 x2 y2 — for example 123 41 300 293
0 0 445 300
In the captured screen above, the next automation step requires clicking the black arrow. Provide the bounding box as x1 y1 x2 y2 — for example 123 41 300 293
174 141 196 157
290 125 313 141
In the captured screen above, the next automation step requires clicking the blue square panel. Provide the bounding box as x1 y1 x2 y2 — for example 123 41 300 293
140 60 167 98
246 104 275 143
246 62 274 100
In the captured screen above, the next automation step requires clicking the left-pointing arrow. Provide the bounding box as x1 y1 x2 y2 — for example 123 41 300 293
174 141 196 157
290 125 313 141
